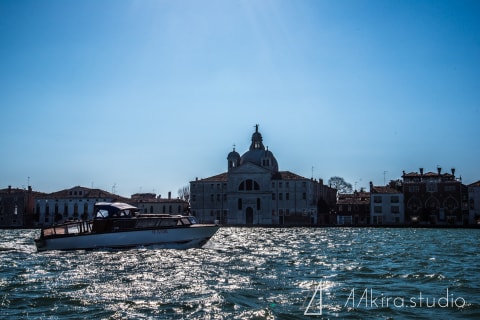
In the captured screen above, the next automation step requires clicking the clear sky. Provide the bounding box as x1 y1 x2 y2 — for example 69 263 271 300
1 0 479 197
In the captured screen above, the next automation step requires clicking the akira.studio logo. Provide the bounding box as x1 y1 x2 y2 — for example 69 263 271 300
303 281 466 316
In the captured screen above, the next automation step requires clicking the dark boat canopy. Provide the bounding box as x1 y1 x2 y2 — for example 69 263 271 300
94 202 139 219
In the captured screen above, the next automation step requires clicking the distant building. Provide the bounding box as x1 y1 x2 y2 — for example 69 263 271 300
468 181 480 224
190 125 335 225
0 186 39 228
34 186 129 226
369 182 404 225
336 191 370 225
402 167 468 225
132 191 189 215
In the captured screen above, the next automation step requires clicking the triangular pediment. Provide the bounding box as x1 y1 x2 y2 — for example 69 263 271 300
229 162 272 175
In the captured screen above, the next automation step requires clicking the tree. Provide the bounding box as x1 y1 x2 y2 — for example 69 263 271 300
328 176 353 194
178 185 190 202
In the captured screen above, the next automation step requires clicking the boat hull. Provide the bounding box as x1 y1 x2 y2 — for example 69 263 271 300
35 225 219 251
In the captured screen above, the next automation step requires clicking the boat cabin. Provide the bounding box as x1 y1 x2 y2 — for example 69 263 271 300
39 202 198 238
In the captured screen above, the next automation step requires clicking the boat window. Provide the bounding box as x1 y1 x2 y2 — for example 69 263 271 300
157 219 177 227
136 219 158 228
181 218 191 225
120 210 131 217
96 209 109 218
188 216 197 224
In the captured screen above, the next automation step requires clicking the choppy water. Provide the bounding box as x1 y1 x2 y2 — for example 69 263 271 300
0 228 479 319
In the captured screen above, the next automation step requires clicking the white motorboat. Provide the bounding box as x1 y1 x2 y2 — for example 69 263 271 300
34 202 219 251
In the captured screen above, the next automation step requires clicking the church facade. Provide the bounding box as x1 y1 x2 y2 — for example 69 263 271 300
190 125 334 225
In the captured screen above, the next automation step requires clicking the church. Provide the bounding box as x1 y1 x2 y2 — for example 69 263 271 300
190 125 334 225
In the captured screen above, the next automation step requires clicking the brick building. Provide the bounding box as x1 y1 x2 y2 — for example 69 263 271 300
402 167 468 225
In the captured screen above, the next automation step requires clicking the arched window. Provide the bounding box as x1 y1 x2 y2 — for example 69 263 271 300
238 179 260 191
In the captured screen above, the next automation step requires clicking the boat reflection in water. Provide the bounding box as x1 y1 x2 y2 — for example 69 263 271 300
34 202 220 251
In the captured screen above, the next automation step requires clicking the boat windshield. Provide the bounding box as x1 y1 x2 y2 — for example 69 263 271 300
94 202 139 219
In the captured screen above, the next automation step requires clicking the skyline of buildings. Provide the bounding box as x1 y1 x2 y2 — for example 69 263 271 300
1 125 479 227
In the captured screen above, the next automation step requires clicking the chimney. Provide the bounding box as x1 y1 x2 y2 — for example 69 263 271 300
451 168 455 177
168 191 171 199
8 185 11 194
419 168 424 175
437 166 442 175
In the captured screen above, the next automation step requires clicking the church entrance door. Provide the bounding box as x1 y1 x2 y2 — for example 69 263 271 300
246 207 254 225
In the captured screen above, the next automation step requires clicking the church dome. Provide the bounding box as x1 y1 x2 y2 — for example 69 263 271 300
227 147 241 171
239 125 278 172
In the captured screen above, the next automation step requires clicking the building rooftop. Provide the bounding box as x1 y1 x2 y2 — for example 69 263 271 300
371 186 402 194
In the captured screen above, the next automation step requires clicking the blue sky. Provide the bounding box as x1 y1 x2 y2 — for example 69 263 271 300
1 0 479 197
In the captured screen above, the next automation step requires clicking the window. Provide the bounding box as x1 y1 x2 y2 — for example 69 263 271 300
238 199 242 210
373 216 383 224
286 193 290 201
409 186 420 192
391 196 399 203
257 198 261 210
426 181 437 192
302 193 306 200
239 179 260 191
279 193 283 200
272 193 275 200
374 196 382 203
391 206 400 213
374 206 382 213
445 185 456 192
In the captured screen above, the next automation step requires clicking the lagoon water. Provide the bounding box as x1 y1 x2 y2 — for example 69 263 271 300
1 227 479 319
